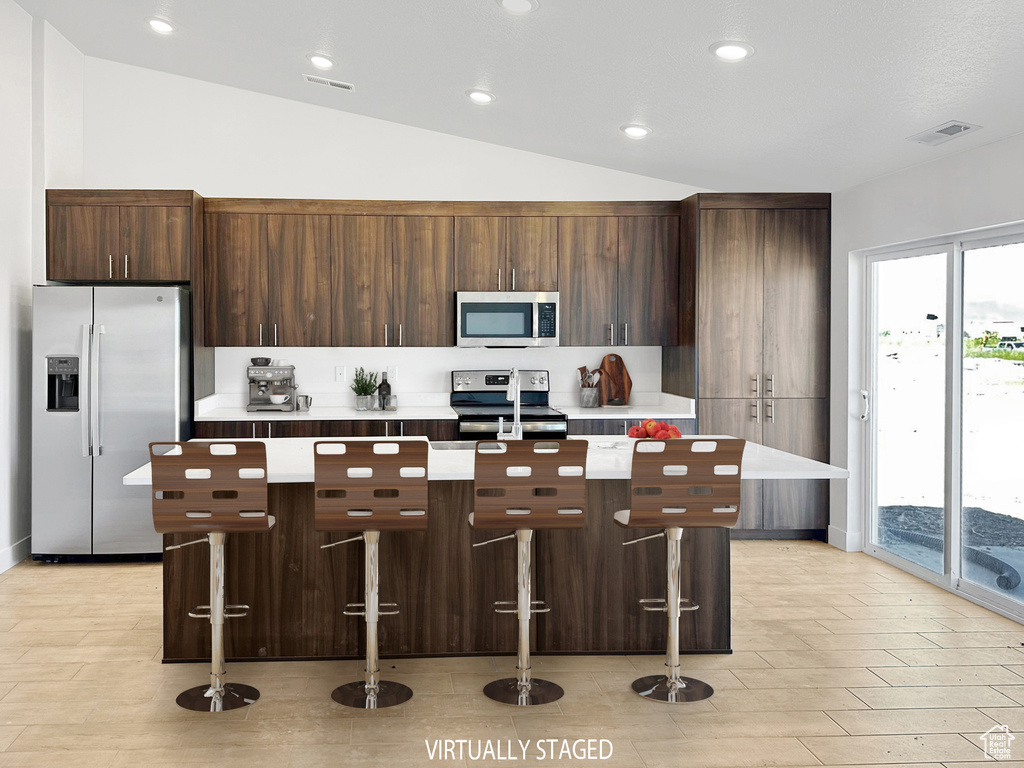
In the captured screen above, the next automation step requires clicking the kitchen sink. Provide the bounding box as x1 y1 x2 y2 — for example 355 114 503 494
429 441 477 451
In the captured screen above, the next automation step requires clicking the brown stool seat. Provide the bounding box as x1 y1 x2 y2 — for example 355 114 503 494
150 441 274 712
617 438 744 704
471 440 589 706
313 439 429 709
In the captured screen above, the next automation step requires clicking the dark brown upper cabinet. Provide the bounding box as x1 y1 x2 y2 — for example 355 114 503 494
559 215 680 347
46 190 197 282
617 216 680 347
267 214 331 346
558 216 619 346
331 215 392 347
393 216 455 347
204 213 268 346
454 216 557 292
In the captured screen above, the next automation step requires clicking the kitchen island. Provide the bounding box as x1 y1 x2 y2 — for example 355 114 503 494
125 436 847 662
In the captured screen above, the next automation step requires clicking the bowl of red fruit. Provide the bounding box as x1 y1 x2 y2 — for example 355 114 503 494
627 419 683 440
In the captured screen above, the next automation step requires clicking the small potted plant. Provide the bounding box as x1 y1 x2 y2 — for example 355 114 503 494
350 367 378 411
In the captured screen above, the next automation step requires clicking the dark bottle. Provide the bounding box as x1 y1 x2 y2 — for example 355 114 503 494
378 371 391 411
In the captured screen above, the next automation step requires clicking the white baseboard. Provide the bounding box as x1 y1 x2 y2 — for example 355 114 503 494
0 536 31 574
828 525 864 553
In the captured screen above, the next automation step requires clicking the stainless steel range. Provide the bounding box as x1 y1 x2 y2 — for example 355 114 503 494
451 369 568 440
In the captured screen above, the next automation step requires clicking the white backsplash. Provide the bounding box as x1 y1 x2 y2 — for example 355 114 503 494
214 346 663 407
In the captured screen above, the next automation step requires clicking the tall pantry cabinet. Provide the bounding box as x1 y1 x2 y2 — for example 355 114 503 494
676 194 830 536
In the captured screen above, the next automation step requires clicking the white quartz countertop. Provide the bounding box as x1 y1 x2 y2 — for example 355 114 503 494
195 406 458 422
124 436 849 485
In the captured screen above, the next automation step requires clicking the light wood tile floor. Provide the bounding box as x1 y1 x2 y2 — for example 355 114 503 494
1 540 1022 767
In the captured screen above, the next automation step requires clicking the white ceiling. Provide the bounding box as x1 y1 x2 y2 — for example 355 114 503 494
16 0 1024 192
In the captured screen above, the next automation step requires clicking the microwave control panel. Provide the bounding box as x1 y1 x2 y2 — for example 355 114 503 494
538 303 557 337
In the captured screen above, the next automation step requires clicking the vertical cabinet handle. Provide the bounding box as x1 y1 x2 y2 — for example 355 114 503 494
274 323 278 346
384 323 389 346
497 268 502 291
258 323 263 346
623 323 629 346
108 255 113 279
268 422 272 439
511 268 516 290
609 322 615 345
767 400 775 423
400 422 404 436
751 400 760 423
251 423 256 439
766 374 774 396
399 324 403 346
752 374 760 397
124 255 129 279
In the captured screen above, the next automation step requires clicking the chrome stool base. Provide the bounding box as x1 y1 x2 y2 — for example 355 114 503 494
176 682 260 712
632 674 713 703
484 677 563 706
332 680 413 709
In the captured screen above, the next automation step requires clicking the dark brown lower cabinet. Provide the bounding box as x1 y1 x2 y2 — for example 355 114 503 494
162 479 731 660
698 397 828 536
567 418 697 437
193 419 457 440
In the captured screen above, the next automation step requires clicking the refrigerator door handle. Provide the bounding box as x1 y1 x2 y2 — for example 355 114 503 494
81 323 93 457
91 324 105 456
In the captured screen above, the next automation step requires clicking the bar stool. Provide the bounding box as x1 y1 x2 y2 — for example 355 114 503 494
149 441 274 712
313 439 429 709
471 439 588 706
616 437 744 704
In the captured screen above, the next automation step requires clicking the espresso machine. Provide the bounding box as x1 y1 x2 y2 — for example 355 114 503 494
247 364 297 412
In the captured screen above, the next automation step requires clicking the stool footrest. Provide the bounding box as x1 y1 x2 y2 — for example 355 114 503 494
343 602 365 616
187 605 211 619
638 597 699 613
344 601 400 617
379 602 400 616
187 604 251 619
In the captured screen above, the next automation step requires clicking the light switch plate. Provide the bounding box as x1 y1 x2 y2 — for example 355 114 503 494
335 366 346 383
387 365 398 382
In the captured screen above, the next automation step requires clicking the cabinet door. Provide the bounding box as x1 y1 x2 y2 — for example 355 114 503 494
508 217 558 292
393 217 454 347
761 398 828 531
204 213 268 346
763 209 830 398
267 214 331 346
121 206 190 281
454 217 505 291
331 216 392 347
322 421 387 437
558 217 618 346
567 419 627 436
193 421 264 438
698 209 764 398
698 398 763 530
400 420 458 441
618 216 680 346
47 205 120 281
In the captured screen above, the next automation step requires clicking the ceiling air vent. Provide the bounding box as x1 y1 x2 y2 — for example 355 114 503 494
907 120 982 147
302 74 355 92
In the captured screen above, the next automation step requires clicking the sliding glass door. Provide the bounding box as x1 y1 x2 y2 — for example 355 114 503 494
866 233 1024 618
869 251 948 575
960 240 1024 609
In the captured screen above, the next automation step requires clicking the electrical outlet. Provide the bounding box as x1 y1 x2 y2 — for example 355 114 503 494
335 365 346 383
387 365 398 382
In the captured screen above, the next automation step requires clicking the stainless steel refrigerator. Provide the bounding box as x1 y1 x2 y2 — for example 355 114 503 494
31 286 191 559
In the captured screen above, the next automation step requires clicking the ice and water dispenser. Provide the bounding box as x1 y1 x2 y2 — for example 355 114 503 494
46 356 79 412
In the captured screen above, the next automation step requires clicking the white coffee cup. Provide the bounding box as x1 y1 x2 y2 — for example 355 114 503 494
269 393 291 405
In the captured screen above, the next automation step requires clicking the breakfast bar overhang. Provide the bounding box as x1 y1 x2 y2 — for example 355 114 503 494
125 436 849 662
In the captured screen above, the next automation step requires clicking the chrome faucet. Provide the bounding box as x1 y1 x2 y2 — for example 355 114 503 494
497 367 523 440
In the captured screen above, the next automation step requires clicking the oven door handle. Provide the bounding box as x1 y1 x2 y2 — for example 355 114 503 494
459 420 567 433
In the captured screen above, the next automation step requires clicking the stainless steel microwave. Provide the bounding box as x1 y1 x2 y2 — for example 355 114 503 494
456 291 559 347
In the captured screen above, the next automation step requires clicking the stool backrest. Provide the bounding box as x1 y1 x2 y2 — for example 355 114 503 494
627 438 745 528
149 442 271 534
473 440 588 530
313 440 429 532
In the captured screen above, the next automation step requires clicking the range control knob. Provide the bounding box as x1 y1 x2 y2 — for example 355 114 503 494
530 377 537 384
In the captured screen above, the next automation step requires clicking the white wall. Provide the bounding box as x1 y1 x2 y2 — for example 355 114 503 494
81 58 706 201
0 0 36 570
831 132 1024 551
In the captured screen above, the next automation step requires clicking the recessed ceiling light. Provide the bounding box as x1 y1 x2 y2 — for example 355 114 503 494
147 18 175 35
710 41 754 62
620 124 652 140
498 0 540 13
466 89 496 105
308 54 334 70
